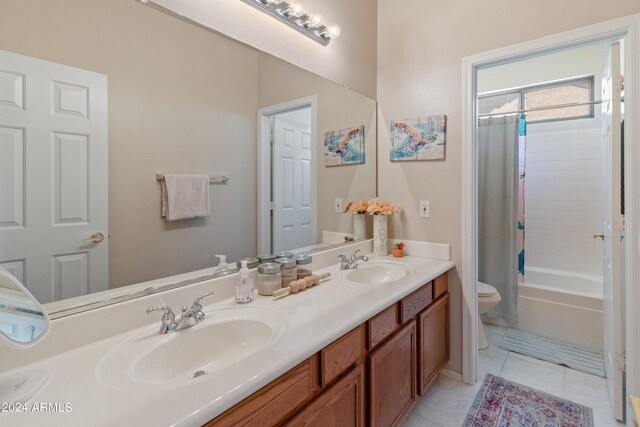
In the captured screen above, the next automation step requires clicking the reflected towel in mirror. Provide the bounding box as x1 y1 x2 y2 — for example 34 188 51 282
161 174 211 221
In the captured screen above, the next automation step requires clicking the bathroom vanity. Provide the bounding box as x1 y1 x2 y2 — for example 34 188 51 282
0 241 453 427
207 272 449 426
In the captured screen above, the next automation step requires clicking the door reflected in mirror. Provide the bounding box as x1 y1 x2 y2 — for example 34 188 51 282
269 106 314 254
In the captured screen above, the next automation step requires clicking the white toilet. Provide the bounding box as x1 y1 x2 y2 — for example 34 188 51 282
477 281 501 350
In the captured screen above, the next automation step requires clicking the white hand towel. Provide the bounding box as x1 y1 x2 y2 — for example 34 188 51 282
161 174 210 221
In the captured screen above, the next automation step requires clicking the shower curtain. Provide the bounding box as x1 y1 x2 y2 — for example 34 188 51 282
478 115 520 324
518 117 527 283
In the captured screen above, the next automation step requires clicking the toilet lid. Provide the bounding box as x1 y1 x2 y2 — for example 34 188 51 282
477 281 498 297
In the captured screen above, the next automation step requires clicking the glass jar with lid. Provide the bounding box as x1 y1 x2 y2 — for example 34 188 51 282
256 263 282 296
275 257 297 288
296 255 313 280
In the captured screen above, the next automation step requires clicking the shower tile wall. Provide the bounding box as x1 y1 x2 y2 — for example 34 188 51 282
524 127 603 278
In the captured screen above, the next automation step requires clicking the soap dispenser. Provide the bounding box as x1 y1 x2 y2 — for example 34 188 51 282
214 255 229 273
235 260 254 304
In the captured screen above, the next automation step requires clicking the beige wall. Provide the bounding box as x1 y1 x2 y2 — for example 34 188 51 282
151 0 378 99
258 54 377 241
0 0 259 287
377 0 640 374
478 43 610 95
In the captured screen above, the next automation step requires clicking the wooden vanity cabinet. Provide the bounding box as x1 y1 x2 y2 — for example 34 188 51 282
205 271 449 427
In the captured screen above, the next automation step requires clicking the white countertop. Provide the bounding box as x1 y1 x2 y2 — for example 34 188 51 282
1 252 453 427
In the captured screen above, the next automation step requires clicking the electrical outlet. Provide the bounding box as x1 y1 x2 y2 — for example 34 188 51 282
420 200 430 218
335 198 343 213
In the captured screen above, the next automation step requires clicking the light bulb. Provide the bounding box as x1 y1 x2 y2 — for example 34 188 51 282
309 12 323 28
265 0 284 4
327 24 341 39
289 0 306 17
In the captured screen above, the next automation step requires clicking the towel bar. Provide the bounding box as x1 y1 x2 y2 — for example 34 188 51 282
155 174 229 184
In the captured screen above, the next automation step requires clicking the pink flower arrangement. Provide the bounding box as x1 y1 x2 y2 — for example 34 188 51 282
344 198 400 215
366 199 401 216
344 199 370 214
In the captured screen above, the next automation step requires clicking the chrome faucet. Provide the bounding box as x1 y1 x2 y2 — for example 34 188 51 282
338 250 370 270
146 291 215 334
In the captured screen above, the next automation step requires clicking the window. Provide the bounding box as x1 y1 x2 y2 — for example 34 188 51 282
478 76 594 123
478 91 520 116
524 79 593 122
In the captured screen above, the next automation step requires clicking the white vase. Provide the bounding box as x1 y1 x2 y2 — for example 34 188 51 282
373 215 388 256
353 214 366 240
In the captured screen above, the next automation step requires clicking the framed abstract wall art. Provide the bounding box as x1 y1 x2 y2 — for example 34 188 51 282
324 125 365 166
390 115 446 161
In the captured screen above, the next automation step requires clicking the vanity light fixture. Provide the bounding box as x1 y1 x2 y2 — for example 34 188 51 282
239 0 340 46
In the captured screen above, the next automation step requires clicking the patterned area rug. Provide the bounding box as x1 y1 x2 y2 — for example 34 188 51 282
463 374 594 427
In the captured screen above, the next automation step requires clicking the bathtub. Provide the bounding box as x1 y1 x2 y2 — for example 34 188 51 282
499 266 603 350
523 267 603 298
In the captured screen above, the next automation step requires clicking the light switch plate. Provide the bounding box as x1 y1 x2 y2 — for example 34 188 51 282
420 200 430 218
335 198 343 213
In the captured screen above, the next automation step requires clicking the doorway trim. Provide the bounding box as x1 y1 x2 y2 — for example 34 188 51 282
257 95 317 255
461 14 640 416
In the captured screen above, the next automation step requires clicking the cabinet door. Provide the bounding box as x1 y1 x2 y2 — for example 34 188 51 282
418 293 449 394
285 364 365 427
368 320 417 427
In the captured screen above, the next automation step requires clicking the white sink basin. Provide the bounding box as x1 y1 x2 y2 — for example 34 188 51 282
97 307 287 388
346 260 414 284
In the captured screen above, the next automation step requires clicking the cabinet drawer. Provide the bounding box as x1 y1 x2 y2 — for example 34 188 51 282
207 355 321 427
400 283 433 323
321 324 366 386
368 304 400 350
433 272 448 300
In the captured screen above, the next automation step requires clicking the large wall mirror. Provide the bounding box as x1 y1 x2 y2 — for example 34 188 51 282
0 0 377 316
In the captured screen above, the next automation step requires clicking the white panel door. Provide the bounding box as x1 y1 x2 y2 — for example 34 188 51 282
0 50 108 304
601 41 624 421
272 116 313 253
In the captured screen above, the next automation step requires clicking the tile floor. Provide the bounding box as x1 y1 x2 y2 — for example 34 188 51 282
403 324 624 427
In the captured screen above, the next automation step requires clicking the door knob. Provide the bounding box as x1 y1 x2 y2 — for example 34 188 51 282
593 233 605 240
83 232 105 244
